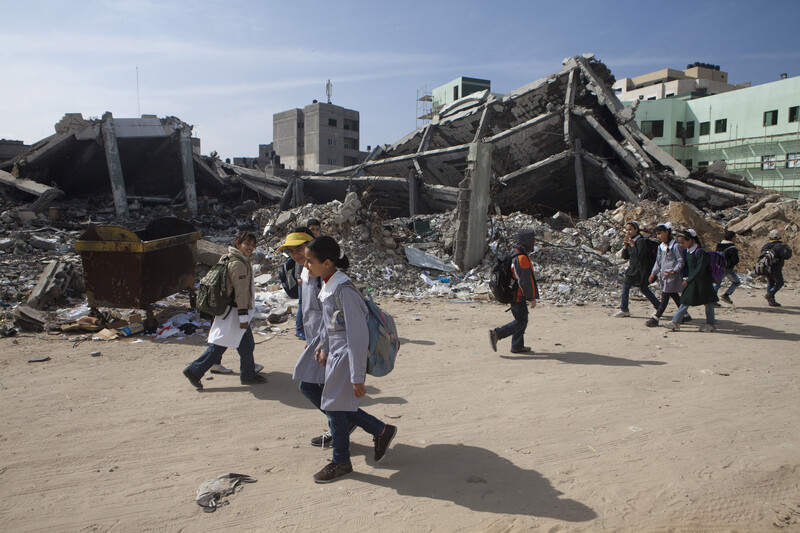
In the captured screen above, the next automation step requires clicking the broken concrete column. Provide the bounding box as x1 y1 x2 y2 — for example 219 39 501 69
26 260 75 310
453 142 492 270
179 126 198 214
100 112 129 218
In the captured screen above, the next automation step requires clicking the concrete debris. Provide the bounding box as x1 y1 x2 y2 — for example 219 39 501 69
321 54 768 217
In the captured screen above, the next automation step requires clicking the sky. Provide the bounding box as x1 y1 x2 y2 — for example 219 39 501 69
1 0 799 160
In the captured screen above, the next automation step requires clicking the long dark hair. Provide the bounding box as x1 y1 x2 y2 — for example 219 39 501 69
307 235 350 270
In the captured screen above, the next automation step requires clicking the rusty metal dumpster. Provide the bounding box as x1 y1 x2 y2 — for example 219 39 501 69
75 217 201 331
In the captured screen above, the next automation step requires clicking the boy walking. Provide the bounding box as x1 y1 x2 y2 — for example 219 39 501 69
715 230 741 304
489 229 537 354
761 229 793 307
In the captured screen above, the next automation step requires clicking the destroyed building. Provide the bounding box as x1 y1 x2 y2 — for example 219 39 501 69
316 54 765 219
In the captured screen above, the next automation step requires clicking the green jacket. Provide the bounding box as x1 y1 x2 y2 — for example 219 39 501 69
680 247 718 306
621 236 650 287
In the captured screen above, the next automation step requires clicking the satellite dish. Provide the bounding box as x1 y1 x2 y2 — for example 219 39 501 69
326 79 333 104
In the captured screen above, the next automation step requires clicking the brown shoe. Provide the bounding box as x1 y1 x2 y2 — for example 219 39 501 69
312 461 353 483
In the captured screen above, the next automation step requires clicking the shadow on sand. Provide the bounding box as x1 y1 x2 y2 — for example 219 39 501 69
351 442 596 522
500 351 666 367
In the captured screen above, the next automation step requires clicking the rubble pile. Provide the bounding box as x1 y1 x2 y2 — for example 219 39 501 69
1 180 798 337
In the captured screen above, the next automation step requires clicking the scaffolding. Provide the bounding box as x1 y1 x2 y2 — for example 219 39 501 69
659 130 800 198
416 85 432 129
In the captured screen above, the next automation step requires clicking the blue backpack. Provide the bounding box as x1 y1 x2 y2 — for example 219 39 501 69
332 281 400 377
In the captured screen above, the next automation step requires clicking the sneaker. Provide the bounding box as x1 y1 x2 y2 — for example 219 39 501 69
310 423 357 447
488 329 498 352
613 310 630 318
720 294 732 304
210 364 234 374
713 302 722 308
241 374 268 385
254 363 264 373
510 346 532 353
681 315 693 324
664 321 679 331
699 324 716 333
645 318 659 327
766 294 781 307
373 424 397 462
295 331 306 341
182 368 203 390
312 461 353 483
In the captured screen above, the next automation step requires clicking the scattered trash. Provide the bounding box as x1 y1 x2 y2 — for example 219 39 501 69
28 356 50 363
196 473 257 513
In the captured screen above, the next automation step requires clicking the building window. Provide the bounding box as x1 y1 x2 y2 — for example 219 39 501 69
790 106 799 123
344 142 350 149
665 93 674 97
298 122 303 129
761 155 776 170
686 121 695 138
698 161 709 168
343 124 350 130
328 138 336 146
453 86 459 100
298 160 303 166
715 119 727 133
327 158 337 165
328 118 338 127
647 96 656 100
699 122 710 136
787 153 799 168
763 110 778 126
676 121 684 136
685 159 693 169
640 120 664 138
638 95 644 100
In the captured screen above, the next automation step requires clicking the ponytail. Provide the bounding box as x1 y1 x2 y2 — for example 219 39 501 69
307 235 349 271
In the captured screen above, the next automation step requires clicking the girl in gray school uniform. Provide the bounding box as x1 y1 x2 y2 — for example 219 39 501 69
303 236 397 484
646 222 691 327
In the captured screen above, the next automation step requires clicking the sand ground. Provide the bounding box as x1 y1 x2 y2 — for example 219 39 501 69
1 285 799 532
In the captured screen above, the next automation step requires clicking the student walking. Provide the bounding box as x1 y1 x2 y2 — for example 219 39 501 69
279 228 314 340
489 229 538 354
304 236 396 483
760 229 793 307
646 222 690 327
614 221 660 318
306 218 322 238
183 231 267 389
664 229 718 332
714 230 742 305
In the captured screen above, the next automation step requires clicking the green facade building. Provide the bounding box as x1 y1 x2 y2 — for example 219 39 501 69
631 76 800 197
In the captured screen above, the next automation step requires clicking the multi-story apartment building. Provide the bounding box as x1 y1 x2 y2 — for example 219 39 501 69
273 101 363 173
613 62 750 102
628 75 800 197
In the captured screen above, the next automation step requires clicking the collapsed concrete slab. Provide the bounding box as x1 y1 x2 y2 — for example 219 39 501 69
321 54 766 218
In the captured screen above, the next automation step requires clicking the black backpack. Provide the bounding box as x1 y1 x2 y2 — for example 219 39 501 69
722 246 739 268
489 253 517 304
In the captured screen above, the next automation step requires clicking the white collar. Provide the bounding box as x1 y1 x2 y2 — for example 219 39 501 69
318 270 350 301
300 266 310 284
688 243 699 253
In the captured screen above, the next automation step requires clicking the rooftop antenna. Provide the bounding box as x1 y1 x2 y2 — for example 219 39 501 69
326 79 332 104
136 66 141 117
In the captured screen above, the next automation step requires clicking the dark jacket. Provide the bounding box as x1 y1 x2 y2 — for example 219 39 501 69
621 235 650 287
680 247 718 306
715 240 739 270
761 240 793 271
510 247 537 303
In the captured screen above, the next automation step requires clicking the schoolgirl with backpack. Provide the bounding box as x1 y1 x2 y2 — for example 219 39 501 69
304 236 397 483
646 222 691 327
664 229 719 332
614 221 661 318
